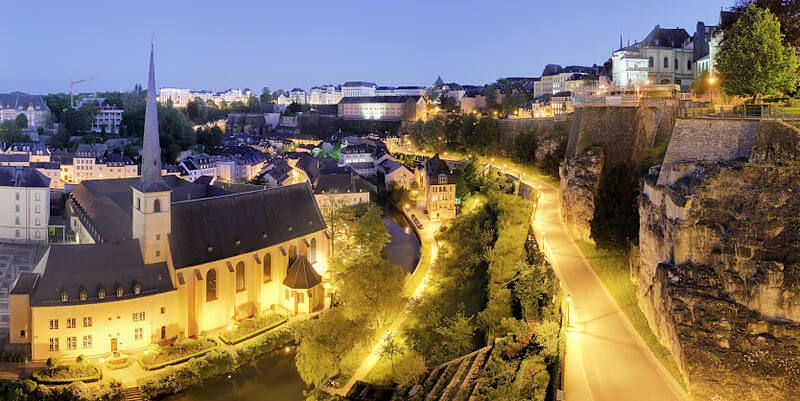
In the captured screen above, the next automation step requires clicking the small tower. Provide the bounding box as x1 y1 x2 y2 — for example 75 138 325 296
132 44 171 264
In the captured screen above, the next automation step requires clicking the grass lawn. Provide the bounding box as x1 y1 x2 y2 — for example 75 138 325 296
573 240 687 390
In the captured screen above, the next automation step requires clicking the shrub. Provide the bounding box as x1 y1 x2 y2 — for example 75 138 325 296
32 362 101 384
235 325 296 366
140 337 217 370
0 378 123 401
0 352 25 363
219 313 287 345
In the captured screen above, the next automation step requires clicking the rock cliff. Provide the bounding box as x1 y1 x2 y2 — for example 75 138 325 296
637 120 800 400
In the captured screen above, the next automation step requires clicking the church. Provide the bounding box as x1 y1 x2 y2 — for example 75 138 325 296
7 47 330 361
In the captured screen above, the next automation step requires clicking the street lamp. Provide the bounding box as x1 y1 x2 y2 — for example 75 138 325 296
565 295 573 328
708 74 717 104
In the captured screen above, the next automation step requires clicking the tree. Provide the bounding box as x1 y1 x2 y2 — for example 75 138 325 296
717 4 800 102
196 126 224 154
379 334 405 376
690 71 713 96
15 113 28 129
186 100 208 123
260 87 273 103
338 256 406 327
728 1 800 48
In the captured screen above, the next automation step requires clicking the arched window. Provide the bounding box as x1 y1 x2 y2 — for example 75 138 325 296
206 269 217 301
674 58 679 70
263 253 272 282
98 288 106 300
663 57 669 68
648 57 654 68
153 199 161 213
235 262 246 292
289 245 298 265
309 238 317 263
133 283 141 295
115 286 123 297
79 289 87 301
60 291 68 302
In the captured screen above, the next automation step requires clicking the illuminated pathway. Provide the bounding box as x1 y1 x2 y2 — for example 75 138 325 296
336 205 439 396
501 165 687 401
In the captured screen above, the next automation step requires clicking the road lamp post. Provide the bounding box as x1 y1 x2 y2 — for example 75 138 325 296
708 74 717 105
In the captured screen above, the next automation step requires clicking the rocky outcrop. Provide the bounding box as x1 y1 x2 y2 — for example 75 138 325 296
637 120 800 400
559 148 603 241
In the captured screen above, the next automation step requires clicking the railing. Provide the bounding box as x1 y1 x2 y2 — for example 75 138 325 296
679 104 800 120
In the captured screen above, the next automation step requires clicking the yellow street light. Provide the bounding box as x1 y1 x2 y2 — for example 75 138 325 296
708 75 716 85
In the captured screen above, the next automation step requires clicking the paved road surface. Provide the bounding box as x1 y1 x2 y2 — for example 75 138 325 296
515 171 687 401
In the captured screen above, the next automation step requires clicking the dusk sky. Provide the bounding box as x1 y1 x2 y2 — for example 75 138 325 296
3 0 730 94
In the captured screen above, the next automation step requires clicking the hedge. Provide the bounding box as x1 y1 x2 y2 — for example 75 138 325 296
140 338 218 371
32 363 102 384
138 324 297 399
0 379 124 401
0 351 25 363
218 314 288 345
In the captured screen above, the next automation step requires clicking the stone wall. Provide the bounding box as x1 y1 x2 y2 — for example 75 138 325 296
636 119 800 400
559 148 603 241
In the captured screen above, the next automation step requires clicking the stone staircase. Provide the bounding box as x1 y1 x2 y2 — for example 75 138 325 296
123 386 144 401
396 345 492 401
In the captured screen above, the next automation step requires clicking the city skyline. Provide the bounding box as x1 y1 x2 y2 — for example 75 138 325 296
4 0 729 94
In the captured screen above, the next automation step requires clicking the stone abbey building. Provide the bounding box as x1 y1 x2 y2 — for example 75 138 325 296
7 47 330 361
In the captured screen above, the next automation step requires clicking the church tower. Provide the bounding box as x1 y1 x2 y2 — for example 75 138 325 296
132 44 171 264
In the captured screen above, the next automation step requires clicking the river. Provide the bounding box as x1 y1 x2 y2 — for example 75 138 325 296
163 206 420 401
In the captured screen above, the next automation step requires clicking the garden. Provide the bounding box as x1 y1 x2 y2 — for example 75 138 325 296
218 311 288 345
32 357 102 384
139 336 218 370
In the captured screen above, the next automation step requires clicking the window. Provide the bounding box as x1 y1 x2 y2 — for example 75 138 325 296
206 269 217 301
15 204 19 212
136 197 141 211
14 230 19 238
663 57 669 68
161 326 167 340
160 306 166 314
35 218 40 226
132 312 146 322
235 262 246 292
674 58 679 69
49 338 59 351
648 56 654 67
98 288 106 300
135 328 143 341
20 330 26 338
438 174 447 184
67 318 76 329
155 234 160 241
153 199 161 213
60 291 68 302
49 319 58 330
133 283 141 295
83 317 92 327
83 335 92 349
309 238 317 263
15 217 20 225
687 59 692 70
67 337 77 350
115 286 123 297
35 193 40 201
15 192 19 201
263 253 272 282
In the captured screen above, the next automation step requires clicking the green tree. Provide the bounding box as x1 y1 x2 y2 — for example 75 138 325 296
351 204 391 259
717 4 800 102
260 87 273 103
15 113 28 129
690 71 713 96
186 100 208 123
379 334 405 376
728 1 800 48
42 93 71 123
196 126 224 154
338 256 406 327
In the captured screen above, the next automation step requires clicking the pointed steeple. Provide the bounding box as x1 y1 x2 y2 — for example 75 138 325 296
136 43 169 192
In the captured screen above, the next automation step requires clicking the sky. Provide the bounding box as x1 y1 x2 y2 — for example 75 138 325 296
2 0 731 94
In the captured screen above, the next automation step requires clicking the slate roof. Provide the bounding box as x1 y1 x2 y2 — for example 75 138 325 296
0 93 49 112
0 166 50 187
168 183 326 268
425 154 456 184
18 240 174 306
641 25 690 48
343 81 377 88
0 153 30 164
9 272 38 295
69 175 229 242
314 173 371 194
283 255 322 289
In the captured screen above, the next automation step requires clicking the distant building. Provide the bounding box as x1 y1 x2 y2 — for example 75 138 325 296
78 98 123 134
178 154 218 182
417 154 456 221
378 158 415 190
0 167 50 243
289 88 308 105
611 25 695 89
0 93 50 129
158 88 191 107
313 172 372 215
308 85 342 105
341 81 377 97
534 65 598 99
338 96 426 122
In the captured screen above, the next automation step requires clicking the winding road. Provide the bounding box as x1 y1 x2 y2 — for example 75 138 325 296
508 167 688 401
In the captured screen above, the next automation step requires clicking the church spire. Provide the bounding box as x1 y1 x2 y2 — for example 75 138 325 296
136 43 168 192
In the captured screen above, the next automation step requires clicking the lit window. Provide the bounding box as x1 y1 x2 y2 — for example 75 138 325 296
98 288 106 300
67 318 76 328
206 269 218 301
235 262 246 292
134 328 143 341
83 317 92 327
49 338 59 351
83 335 93 349
60 291 68 302
263 253 272 283
116 286 123 297
79 290 87 301
49 319 59 330
67 336 77 350
134 283 141 295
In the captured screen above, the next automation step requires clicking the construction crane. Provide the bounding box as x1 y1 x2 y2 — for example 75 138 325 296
69 77 95 107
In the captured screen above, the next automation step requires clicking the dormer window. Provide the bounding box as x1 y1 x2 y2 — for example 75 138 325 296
133 283 141 295
115 286 124 297
79 289 87 301
438 174 448 184
98 288 106 300
60 291 68 302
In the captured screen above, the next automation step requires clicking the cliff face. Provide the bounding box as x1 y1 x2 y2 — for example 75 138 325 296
637 120 800 400
559 105 674 241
